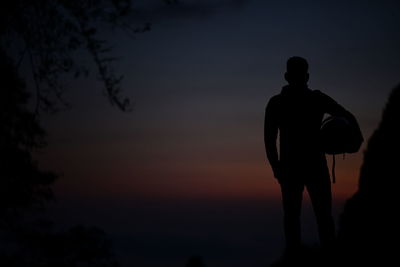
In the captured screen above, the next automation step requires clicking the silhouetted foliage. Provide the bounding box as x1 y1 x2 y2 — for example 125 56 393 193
1 223 119 267
0 1 171 265
338 85 400 266
0 1 234 266
0 0 155 112
0 49 56 224
0 48 121 267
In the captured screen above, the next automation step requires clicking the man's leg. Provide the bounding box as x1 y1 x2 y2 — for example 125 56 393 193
307 176 335 248
280 182 304 253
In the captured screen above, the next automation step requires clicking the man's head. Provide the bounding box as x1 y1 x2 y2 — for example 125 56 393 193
284 56 309 86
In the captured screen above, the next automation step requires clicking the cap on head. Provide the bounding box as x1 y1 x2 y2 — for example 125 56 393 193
285 56 309 86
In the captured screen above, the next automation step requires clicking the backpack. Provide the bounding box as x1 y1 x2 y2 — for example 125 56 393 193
320 115 364 183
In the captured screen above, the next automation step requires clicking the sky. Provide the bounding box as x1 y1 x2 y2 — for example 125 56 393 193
36 0 400 266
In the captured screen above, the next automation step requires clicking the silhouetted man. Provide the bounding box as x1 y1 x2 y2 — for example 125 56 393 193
264 57 357 255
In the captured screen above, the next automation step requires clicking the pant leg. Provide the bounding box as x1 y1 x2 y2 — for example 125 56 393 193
306 175 335 248
280 181 304 252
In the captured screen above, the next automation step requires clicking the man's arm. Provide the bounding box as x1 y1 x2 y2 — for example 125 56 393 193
317 90 359 127
264 96 280 179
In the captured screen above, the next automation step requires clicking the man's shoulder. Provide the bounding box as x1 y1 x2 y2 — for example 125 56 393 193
266 94 282 109
269 93 283 103
312 89 326 96
311 89 336 102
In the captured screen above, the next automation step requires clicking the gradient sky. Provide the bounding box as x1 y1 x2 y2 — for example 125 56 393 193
36 0 400 266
